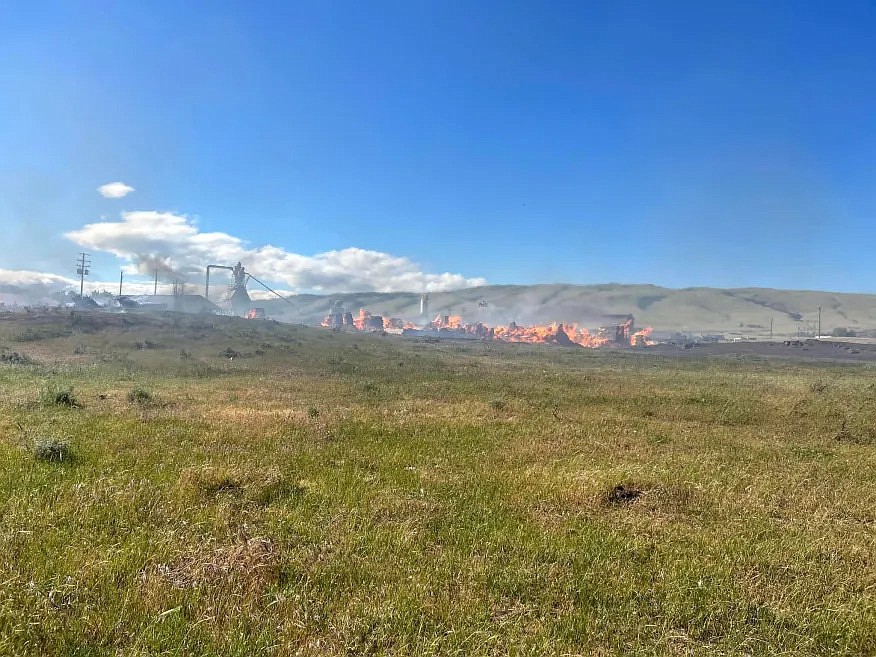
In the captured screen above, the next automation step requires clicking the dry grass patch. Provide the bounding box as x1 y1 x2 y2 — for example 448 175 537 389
145 536 280 592
178 464 305 506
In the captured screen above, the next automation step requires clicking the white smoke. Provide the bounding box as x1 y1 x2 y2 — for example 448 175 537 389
65 211 486 292
0 269 77 305
0 268 181 305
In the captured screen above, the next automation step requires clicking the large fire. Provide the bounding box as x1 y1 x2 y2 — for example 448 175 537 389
322 307 654 348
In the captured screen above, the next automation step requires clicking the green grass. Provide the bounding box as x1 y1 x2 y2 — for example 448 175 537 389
0 310 874 655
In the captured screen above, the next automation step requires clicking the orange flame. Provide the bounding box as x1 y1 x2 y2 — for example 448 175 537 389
321 307 654 347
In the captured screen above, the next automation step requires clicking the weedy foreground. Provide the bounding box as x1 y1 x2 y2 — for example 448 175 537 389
0 311 874 656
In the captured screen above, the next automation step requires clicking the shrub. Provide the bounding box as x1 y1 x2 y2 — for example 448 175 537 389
307 406 320 418
33 438 72 463
127 387 153 405
41 384 79 408
0 352 34 365
489 399 507 411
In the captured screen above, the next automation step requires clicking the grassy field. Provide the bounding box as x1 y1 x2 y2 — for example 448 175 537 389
0 310 874 656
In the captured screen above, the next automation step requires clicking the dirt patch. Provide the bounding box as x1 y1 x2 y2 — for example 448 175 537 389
604 484 643 505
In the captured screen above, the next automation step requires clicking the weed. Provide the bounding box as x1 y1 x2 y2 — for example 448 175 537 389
40 384 79 407
127 387 154 405
33 438 72 462
0 352 34 365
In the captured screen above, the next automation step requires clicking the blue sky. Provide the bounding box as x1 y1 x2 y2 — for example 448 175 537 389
1 1 875 295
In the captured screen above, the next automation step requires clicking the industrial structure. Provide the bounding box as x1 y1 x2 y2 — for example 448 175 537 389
204 261 294 317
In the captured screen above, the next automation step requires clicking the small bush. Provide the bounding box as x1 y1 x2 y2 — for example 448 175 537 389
0 352 34 365
134 340 162 350
489 399 507 411
41 385 79 408
307 406 320 418
128 387 153 405
14 327 72 342
33 438 72 463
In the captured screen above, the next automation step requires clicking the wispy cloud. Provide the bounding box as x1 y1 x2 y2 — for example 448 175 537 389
97 182 135 199
66 211 486 293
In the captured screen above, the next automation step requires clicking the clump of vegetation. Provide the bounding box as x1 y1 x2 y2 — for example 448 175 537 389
134 340 162 350
489 399 507 411
33 438 72 463
14 326 72 342
127 387 154 405
40 384 79 408
809 380 828 393
220 347 241 359
0 352 34 365
179 349 192 360
307 406 320 418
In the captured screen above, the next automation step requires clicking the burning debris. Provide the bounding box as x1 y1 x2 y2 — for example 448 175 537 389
321 303 654 348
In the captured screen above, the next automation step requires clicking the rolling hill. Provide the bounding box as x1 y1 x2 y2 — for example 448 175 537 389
257 284 876 337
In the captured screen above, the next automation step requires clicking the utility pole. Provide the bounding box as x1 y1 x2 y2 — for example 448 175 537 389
770 317 773 340
154 268 158 296
76 253 91 298
119 271 124 296
818 306 822 338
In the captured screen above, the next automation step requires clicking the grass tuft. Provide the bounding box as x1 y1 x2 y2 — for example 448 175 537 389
0 351 35 365
127 387 154 405
40 384 79 407
33 438 72 462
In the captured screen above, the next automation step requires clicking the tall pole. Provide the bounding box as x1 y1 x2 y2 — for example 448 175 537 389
154 268 158 296
770 317 773 340
119 271 123 296
818 306 822 338
76 253 91 298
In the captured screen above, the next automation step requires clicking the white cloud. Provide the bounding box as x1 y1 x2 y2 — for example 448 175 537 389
65 211 487 293
97 182 135 199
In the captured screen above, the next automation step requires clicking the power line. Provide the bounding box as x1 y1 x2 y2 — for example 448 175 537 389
75 253 91 298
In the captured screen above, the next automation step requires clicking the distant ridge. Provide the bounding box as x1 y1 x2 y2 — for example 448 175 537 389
257 284 876 337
